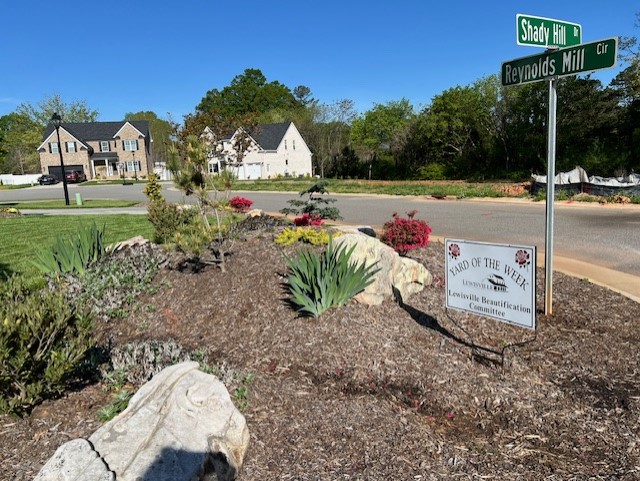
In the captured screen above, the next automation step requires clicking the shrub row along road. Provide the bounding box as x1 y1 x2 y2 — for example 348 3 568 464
2 183 640 282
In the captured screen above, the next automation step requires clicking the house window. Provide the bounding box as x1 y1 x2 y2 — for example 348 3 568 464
66 142 76 153
100 141 110 152
123 139 138 151
125 161 141 172
293 139 296 150
49 142 59 153
285 159 289 166
284 140 287 150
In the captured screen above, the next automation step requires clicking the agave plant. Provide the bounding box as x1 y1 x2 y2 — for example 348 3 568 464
285 239 379 318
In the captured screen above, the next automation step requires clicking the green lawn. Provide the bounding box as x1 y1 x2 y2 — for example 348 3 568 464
0 184 33 190
0 215 154 280
216 178 514 198
0 199 141 209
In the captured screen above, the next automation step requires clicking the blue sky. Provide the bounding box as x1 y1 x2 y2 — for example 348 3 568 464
1 1 637 122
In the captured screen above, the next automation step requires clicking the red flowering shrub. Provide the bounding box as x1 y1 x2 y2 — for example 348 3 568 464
381 210 432 255
229 196 253 212
293 213 324 226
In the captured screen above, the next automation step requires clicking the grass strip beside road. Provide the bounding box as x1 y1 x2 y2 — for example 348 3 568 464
0 215 154 280
0 184 33 190
213 178 516 198
0 199 142 209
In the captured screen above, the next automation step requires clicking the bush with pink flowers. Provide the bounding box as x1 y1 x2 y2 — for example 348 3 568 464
381 210 432 255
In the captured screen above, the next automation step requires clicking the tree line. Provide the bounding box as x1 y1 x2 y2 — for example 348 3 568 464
2 21 638 180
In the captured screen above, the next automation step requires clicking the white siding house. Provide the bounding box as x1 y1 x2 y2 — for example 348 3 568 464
205 122 313 180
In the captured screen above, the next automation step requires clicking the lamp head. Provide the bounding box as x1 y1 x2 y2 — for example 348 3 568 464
51 113 62 128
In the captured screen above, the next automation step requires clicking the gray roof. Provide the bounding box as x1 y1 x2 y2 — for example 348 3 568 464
43 120 150 142
216 122 292 149
251 122 290 150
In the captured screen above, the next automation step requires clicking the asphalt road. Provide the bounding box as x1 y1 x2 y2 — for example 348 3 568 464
2 183 640 279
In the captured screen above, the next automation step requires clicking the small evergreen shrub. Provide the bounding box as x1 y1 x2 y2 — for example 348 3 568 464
143 173 164 203
33 222 106 276
280 180 342 221
285 239 379 318
147 201 198 244
381 211 432 255
0 275 94 416
229 196 253 212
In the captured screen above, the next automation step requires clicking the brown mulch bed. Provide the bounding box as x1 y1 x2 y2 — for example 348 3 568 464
2 233 639 480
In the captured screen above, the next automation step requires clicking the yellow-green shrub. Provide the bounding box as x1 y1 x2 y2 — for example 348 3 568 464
274 227 342 246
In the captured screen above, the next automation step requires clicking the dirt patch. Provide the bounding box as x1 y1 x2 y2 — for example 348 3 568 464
2 234 639 480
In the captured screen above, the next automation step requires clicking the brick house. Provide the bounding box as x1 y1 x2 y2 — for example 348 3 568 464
37 121 152 181
204 122 313 180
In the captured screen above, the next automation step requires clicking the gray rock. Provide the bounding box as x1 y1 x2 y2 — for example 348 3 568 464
33 439 114 481
33 362 249 481
90 361 249 481
335 233 432 305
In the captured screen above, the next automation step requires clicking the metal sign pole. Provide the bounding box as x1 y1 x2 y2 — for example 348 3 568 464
545 77 557 315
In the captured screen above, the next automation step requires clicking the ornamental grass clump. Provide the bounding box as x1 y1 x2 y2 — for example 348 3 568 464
381 210 432 255
285 239 379 318
32 222 106 276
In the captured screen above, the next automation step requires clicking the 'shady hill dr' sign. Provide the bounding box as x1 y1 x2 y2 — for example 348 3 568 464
445 240 537 330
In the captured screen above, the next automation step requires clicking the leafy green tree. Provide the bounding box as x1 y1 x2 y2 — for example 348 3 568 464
350 99 414 179
125 111 173 165
0 113 42 174
308 100 356 178
17 93 99 127
196 68 304 119
555 76 621 174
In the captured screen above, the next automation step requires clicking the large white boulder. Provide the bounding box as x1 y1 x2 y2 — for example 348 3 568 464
34 362 249 481
334 233 432 305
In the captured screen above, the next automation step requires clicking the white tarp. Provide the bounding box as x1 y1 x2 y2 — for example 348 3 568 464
532 167 640 188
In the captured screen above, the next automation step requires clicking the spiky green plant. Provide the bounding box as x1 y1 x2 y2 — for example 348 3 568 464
32 222 106 276
285 239 379 318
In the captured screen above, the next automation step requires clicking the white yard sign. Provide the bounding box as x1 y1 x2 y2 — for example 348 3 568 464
445 239 536 330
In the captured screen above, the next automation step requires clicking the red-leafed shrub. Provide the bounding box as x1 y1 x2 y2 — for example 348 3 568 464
293 213 324 226
229 196 254 212
381 210 432 255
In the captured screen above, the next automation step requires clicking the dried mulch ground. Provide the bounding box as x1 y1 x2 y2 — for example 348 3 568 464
2 233 639 480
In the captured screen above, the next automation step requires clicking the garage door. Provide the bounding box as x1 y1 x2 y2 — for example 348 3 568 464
245 163 262 180
48 165 85 181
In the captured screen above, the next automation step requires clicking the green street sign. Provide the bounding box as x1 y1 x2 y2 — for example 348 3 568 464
517 14 582 48
502 37 617 86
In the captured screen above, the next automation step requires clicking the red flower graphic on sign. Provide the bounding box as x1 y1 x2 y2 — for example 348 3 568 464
448 243 461 259
515 249 530 268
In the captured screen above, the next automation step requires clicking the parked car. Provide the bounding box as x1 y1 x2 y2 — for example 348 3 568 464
65 170 87 183
38 174 58 185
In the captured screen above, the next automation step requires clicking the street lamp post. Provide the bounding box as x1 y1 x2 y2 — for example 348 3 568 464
132 151 138 181
51 113 70 205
